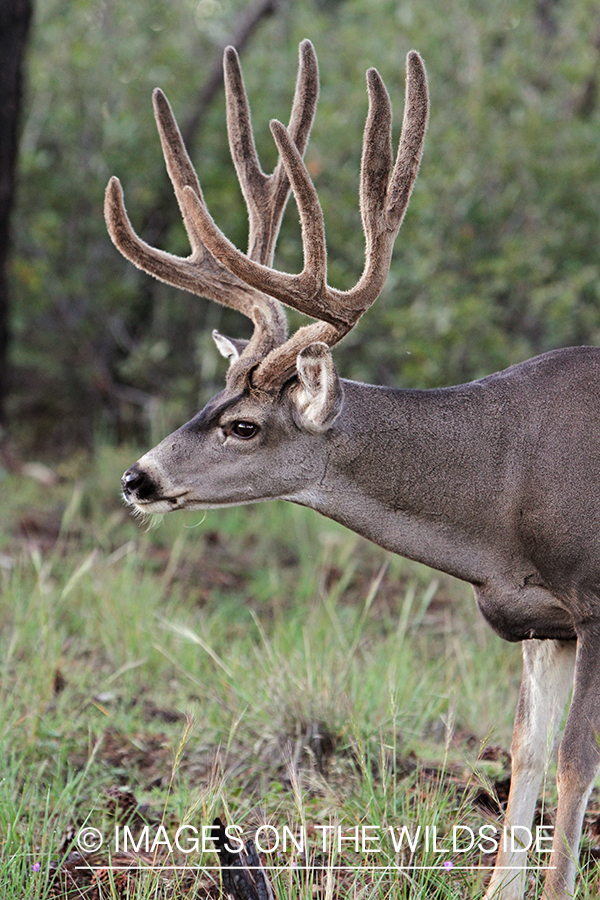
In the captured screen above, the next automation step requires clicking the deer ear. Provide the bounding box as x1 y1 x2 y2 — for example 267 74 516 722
292 342 343 433
212 330 249 363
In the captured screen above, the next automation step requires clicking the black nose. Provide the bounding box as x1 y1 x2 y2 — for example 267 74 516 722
122 464 156 500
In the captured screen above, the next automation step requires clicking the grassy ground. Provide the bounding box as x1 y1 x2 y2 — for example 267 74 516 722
1 444 598 898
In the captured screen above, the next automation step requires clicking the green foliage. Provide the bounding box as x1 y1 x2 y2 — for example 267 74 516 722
10 0 600 449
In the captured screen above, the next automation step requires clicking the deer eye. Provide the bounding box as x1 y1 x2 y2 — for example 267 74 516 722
231 420 258 439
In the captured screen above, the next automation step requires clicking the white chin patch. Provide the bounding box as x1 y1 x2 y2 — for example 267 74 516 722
127 498 180 515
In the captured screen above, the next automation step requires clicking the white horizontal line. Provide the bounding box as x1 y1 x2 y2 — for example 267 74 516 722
73 865 557 872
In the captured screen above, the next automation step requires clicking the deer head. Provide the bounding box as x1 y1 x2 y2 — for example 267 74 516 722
105 41 428 513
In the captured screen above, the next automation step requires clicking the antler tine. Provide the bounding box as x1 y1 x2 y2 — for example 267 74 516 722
152 88 204 250
352 51 429 301
225 39 319 266
105 176 248 310
387 51 430 228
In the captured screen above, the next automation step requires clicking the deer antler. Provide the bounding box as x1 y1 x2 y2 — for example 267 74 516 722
104 40 319 381
106 43 427 392
183 50 429 388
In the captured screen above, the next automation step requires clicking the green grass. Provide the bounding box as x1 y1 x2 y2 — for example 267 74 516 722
2 443 593 898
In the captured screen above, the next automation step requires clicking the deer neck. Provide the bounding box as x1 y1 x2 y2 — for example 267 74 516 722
290 378 518 585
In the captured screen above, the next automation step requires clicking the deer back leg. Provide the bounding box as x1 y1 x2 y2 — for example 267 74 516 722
485 639 576 900
541 624 600 900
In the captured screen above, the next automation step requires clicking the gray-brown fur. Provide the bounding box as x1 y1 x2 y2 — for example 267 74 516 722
107 42 598 900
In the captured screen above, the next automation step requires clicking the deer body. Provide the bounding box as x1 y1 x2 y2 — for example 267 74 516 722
106 41 600 899
290 347 600 645
135 344 598 643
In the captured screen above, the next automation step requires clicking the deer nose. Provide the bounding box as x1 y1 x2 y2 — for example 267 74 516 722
122 464 156 500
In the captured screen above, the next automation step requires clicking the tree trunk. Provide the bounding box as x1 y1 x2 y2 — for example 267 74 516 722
0 0 33 427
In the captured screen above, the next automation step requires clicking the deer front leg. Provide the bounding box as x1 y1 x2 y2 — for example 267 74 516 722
541 626 600 900
484 639 576 900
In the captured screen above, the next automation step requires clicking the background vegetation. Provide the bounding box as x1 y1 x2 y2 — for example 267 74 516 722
2 0 600 896
7 0 600 450
5 449 591 899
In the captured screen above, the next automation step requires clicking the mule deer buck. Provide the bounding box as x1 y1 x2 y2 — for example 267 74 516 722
106 40 600 900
